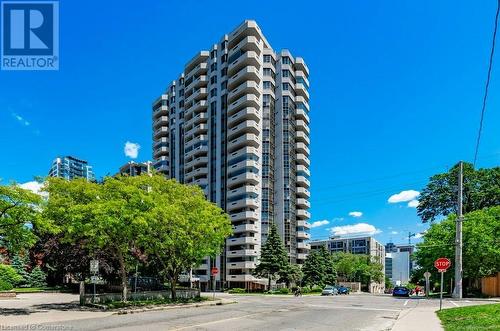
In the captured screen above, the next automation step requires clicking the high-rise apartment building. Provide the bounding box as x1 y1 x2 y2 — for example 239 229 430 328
118 161 153 176
152 20 311 289
48 156 95 181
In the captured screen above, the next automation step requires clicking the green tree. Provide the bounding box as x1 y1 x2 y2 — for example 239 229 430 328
135 175 232 300
278 263 303 288
302 246 336 287
43 176 148 301
253 223 290 290
414 207 500 288
0 184 46 251
28 266 47 288
417 163 500 222
332 252 384 286
10 253 30 286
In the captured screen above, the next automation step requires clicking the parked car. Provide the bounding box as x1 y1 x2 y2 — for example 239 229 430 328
321 285 338 296
392 286 410 297
337 286 350 295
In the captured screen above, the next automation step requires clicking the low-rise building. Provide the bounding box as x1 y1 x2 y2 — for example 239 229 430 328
385 251 410 286
48 156 95 181
118 161 153 176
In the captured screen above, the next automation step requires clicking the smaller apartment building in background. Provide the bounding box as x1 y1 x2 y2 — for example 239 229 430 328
118 161 153 176
310 236 385 293
48 156 95 181
385 242 415 286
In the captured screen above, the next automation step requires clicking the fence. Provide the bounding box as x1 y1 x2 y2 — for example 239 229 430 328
481 272 500 297
337 282 361 293
81 288 200 305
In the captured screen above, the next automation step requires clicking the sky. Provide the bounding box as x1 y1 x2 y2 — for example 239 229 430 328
1 0 499 246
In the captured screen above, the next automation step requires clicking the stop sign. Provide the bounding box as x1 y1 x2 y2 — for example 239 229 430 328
434 258 451 272
211 267 219 276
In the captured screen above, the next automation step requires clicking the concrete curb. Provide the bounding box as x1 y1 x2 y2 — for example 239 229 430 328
112 299 237 315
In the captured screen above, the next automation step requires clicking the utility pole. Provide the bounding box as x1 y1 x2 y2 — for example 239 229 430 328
453 161 463 299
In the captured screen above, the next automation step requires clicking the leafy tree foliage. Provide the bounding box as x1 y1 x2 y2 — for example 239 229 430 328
302 246 336 287
413 207 500 286
332 252 384 285
417 163 500 222
0 184 48 251
278 263 303 288
0 264 22 287
136 175 232 299
253 223 290 289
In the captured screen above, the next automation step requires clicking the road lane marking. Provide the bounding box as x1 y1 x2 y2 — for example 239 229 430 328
450 301 459 307
169 311 271 330
404 300 409 306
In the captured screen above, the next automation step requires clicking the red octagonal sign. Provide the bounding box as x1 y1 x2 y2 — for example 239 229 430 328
434 258 451 272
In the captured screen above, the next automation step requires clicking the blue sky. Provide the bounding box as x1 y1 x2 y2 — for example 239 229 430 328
1 0 499 246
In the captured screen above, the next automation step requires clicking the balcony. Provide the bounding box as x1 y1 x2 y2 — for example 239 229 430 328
185 123 208 141
185 74 208 91
297 220 311 229
227 249 259 257
296 187 310 198
297 242 311 250
227 133 259 153
228 94 260 116
153 127 169 139
185 145 208 161
295 57 309 76
296 131 310 145
227 146 259 164
185 135 207 151
185 167 208 182
153 116 168 129
295 83 309 101
185 156 208 170
192 177 208 187
297 231 311 240
296 142 310 157
227 51 260 77
185 87 207 106
296 165 310 177
227 107 260 127
228 172 259 188
228 66 260 90
153 105 168 118
297 253 308 261
184 113 207 130
297 209 311 219
227 261 256 269
227 185 259 201
227 198 259 212
295 120 310 135
227 159 259 175
296 153 310 167
185 62 208 81
296 175 310 188
297 198 310 209
185 100 208 116
228 81 260 104
227 236 259 246
227 274 256 282
233 223 259 233
153 146 168 158
227 119 259 140
295 71 310 88
230 211 259 222
228 36 262 58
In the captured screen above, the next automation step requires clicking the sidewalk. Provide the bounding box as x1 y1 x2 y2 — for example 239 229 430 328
392 302 443 331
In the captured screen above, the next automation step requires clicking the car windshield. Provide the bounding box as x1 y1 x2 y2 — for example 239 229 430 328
324 286 333 290
394 287 407 290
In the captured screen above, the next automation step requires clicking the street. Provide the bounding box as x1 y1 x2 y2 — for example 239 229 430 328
1 293 495 330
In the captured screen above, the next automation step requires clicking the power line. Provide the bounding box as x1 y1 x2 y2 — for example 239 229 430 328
473 0 500 167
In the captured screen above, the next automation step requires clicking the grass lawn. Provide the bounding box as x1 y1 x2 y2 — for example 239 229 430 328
101 296 208 309
13 287 60 293
437 303 500 331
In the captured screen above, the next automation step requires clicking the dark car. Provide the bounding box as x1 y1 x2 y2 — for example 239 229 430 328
338 286 350 295
392 286 410 297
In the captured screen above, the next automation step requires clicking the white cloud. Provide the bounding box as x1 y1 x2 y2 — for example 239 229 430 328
349 211 363 218
332 217 345 222
391 231 398 235
19 181 47 198
124 141 140 159
310 220 329 228
330 223 381 236
407 199 419 208
388 190 420 203
12 112 30 126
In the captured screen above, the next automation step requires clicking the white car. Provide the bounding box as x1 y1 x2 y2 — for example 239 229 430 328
321 286 338 296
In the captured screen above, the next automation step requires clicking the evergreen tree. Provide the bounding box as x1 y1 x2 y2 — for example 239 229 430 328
10 254 30 286
29 266 47 288
253 223 290 290
302 246 336 287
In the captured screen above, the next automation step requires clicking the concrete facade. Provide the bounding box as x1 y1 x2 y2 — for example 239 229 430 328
152 20 311 289
48 156 94 181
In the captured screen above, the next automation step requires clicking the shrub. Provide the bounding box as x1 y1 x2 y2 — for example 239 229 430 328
0 264 23 287
0 279 13 291
310 285 323 293
228 288 246 294
279 287 290 294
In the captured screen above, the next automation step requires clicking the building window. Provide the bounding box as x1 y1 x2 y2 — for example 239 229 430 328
221 81 227 91
211 50 217 59
263 81 271 89
282 56 291 65
264 55 271 63
221 68 227 77
210 88 218 97
221 54 228 63
221 40 227 50
210 76 217 84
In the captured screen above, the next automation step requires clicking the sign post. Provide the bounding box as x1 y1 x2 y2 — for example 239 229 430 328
90 260 99 303
434 258 451 310
423 271 431 299
211 267 219 300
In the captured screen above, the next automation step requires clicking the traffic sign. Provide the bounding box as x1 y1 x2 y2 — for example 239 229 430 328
90 275 99 284
90 260 99 273
434 258 451 272
211 267 219 276
423 271 431 280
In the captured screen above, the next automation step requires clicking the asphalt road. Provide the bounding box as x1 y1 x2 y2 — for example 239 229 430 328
1 293 493 331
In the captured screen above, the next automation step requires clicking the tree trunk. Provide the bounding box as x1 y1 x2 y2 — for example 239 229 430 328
170 277 177 300
117 250 128 302
268 274 272 291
